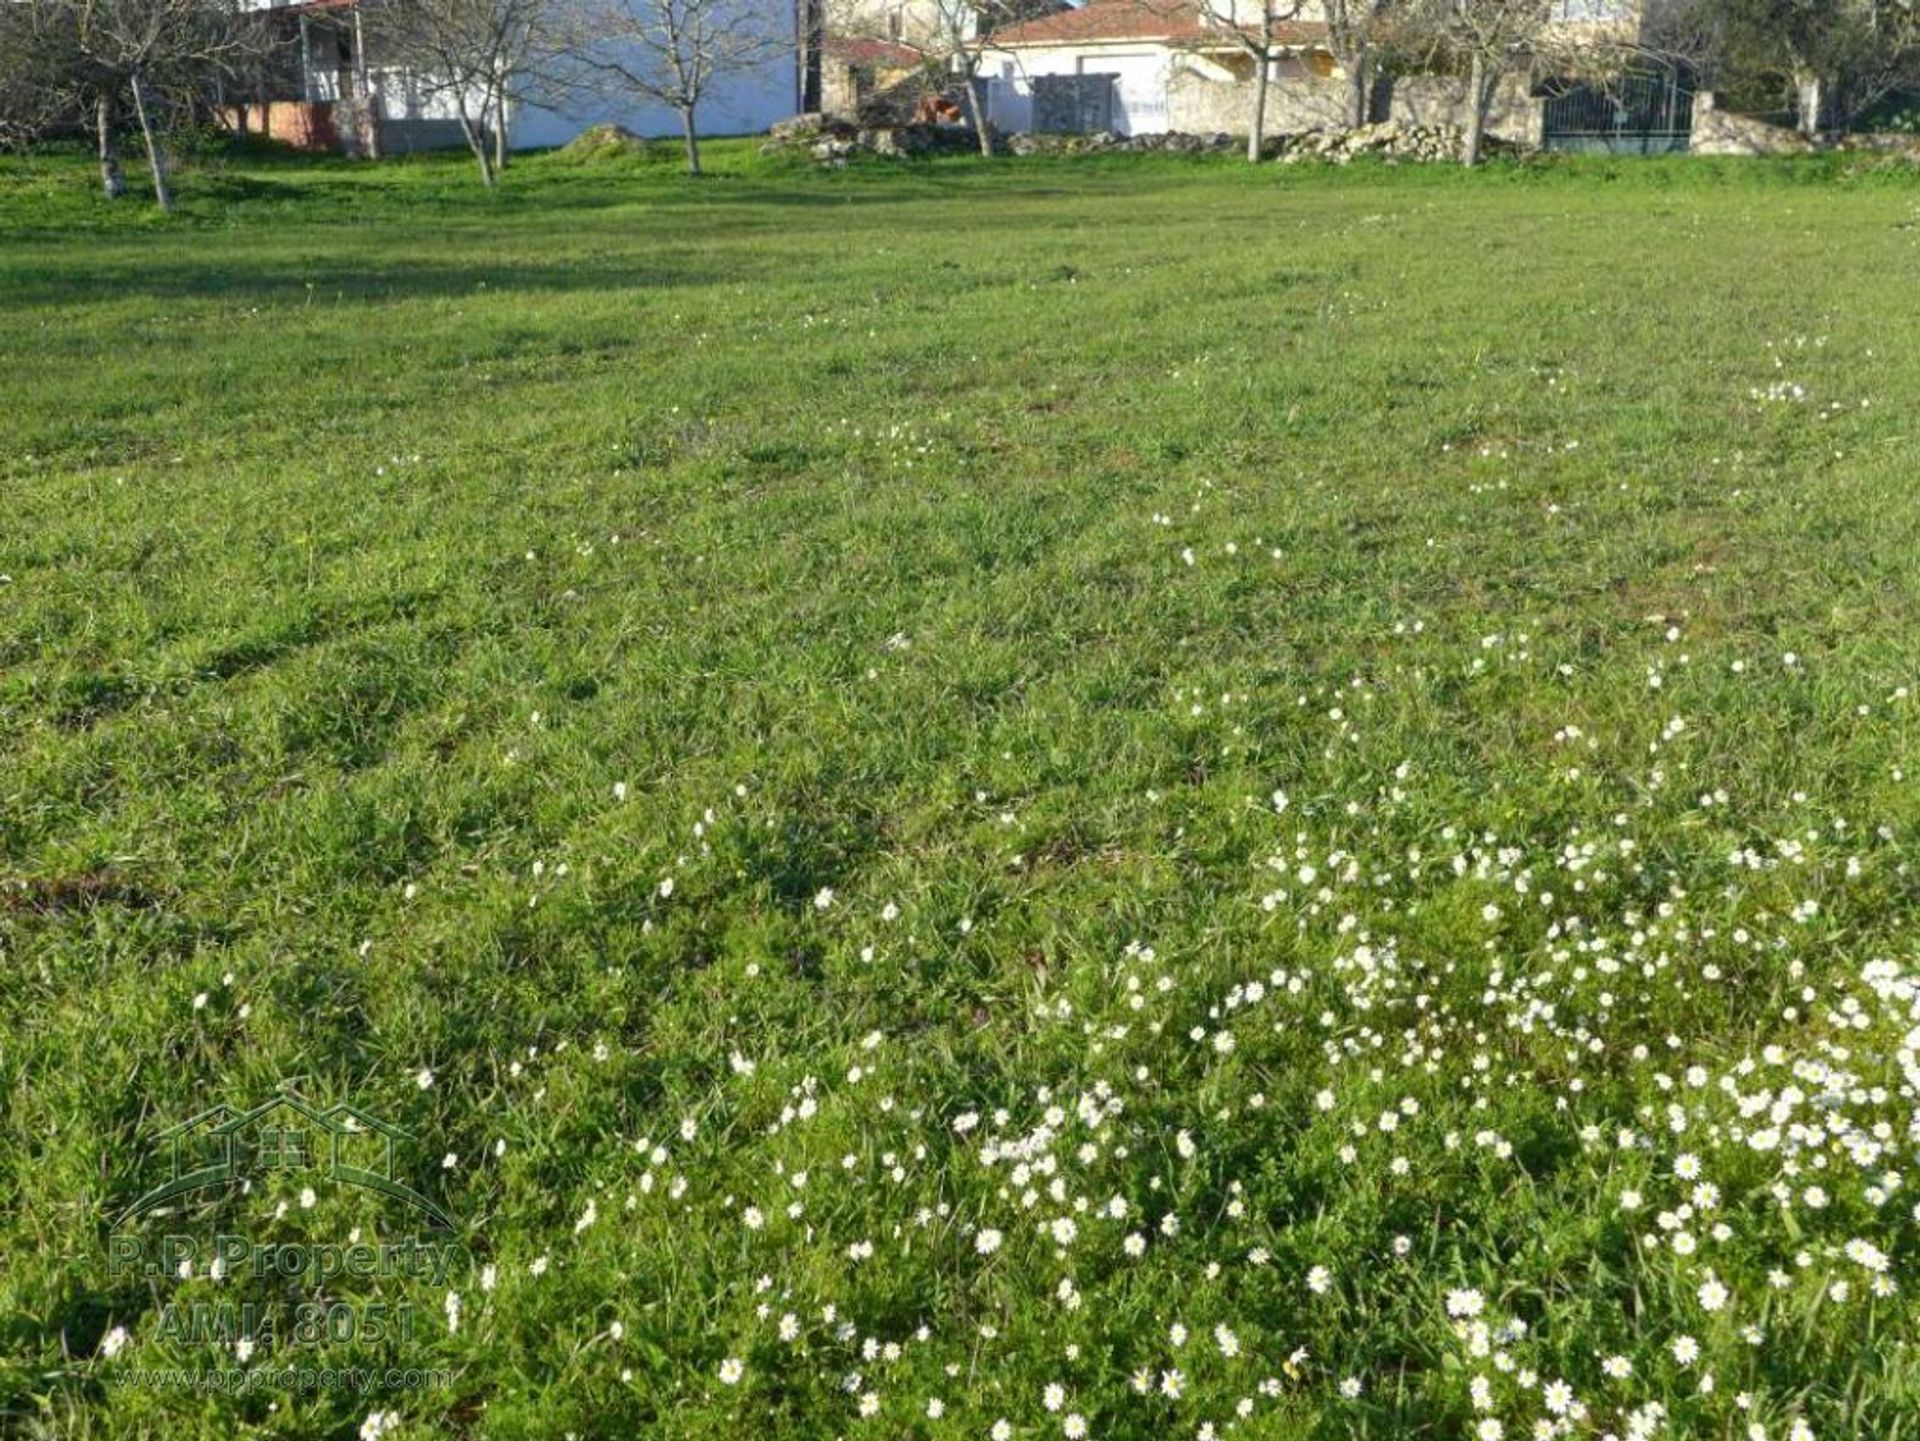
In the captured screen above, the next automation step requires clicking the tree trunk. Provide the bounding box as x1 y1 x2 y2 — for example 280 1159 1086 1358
1247 46 1270 162
457 108 496 188
1347 49 1370 129
128 72 172 211
352 8 382 160
297 12 314 100
493 94 510 174
1795 72 1824 136
679 105 702 175
961 69 993 158
1462 52 1490 168
366 89 385 162
95 94 126 201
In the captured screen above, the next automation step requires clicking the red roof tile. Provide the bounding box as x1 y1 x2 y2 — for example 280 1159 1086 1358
990 0 1325 48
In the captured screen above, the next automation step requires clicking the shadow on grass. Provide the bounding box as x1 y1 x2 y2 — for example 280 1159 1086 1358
0 250 755 307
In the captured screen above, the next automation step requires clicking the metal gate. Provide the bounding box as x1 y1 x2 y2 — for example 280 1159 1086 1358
1541 65 1695 154
1032 74 1114 134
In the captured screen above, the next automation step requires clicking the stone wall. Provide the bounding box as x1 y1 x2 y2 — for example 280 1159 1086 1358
1168 64 1543 146
1688 94 1813 156
823 56 948 125
1386 75 1543 147
1169 61 1351 135
822 60 863 121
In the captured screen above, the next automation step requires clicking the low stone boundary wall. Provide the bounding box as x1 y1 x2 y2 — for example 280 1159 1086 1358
1168 68 1543 147
1689 96 1813 156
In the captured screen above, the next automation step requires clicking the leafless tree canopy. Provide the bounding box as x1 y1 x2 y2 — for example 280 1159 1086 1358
0 0 274 207
826 0 1065 157
567 0 783 174
1319 0 1395 127
1399 0 1555 164
0 4 83 148
365 0 582 185
1176 2 1307 162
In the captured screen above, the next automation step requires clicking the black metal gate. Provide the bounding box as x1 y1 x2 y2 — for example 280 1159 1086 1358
1541 65 1695 155
1031 74 1115 135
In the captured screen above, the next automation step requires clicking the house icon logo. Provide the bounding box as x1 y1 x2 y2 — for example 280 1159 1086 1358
119 1090 455 1231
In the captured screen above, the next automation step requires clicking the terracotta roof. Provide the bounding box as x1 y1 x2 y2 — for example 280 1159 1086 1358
824 36 926 68
989 0 1325 48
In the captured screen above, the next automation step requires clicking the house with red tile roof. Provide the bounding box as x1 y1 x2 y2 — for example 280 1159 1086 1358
971 0 1662 147
817 0 1070 123
973 0 1339 136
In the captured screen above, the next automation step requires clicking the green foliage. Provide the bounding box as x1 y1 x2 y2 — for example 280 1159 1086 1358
1671 0 1920 127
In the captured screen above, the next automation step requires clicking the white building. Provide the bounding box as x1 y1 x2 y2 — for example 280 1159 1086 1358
233 0 802 154
972 0 1665 148
511 16 802 148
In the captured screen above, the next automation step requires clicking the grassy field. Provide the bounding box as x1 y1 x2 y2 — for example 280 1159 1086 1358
4 140 1920 1439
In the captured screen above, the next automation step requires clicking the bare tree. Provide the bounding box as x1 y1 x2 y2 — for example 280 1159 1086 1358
218 6 302 148
1407 0 1554 164
86 0 263 209
369 0 577 187
1321 0 1395 128
0 4 87 156
571 0 782 175
0 0 267 208
831 0 1063 158
925 0 997 157
1183 1 1307 163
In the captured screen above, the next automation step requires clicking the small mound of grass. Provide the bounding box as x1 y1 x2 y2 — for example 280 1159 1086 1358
550 124 653 164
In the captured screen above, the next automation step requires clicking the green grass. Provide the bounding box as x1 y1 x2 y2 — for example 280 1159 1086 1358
4 139 1920 1439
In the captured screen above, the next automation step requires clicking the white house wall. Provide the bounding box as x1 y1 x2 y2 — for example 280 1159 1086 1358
509 0 801 152
509 55 798 150
304 65 480 125
1091 52 1171 134
249 0 799 151
980 40 1547 146
976 42 1178 138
